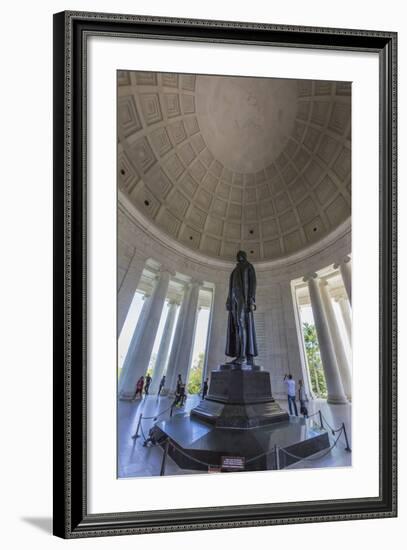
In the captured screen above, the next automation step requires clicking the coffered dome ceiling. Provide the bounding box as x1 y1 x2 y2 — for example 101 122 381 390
118 71 351 262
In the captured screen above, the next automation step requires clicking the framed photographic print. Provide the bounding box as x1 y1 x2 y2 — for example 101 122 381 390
53 10 397 538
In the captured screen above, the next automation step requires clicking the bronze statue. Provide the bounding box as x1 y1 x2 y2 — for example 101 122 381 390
225 250 258 366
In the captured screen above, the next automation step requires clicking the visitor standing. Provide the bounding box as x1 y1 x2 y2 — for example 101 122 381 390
158 375 166 396
144 373 152 395
176 374 183 394
133 376 144 400
179 383 186 406
283 374 298 416
174 374 184 407
298 379 308 417
202 378 209 399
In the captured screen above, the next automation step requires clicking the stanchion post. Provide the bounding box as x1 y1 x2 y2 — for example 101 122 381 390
274 445 280 470
318 410 324 430
342 422 352 452
131 413 143 439
160 439 170 476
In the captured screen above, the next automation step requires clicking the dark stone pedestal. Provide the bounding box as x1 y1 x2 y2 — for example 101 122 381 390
152 415 330 472
151 365 330 472
191 366 289 428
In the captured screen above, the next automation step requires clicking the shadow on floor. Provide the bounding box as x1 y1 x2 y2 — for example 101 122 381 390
21 517 52 534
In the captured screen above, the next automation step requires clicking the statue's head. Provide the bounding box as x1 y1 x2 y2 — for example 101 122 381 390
236 250 247 263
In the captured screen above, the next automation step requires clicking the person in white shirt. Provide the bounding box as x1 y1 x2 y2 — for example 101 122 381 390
284 374 298 416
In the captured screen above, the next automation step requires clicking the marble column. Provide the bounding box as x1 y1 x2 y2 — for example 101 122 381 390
118 292 151 393
117 249 148 336
165 285 192 391
166 281 201 391
149 300 179 394
304 274 347 404
334 256 352 306
119 269 171 400
280 281 305 385
337 296 352 346
204 281 228 377
174 281 201 388
320 280 352 400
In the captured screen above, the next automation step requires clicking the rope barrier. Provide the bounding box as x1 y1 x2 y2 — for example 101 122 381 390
305 410 322 419
131 402 175 440
169 442 219 469
160 424 347 473
139 421 149 444
303 409 349 437
135 401 352 474
318 412 336 434
278 427 344 464
245 448 276 465
246 423 348 467
140 403 174 420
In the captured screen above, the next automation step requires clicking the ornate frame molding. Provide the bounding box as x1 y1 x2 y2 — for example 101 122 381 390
53 11 397 538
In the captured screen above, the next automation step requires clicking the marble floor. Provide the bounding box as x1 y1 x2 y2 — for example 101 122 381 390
118 394 352 478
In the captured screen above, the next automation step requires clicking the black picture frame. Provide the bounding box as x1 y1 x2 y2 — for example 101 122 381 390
53 10 397 538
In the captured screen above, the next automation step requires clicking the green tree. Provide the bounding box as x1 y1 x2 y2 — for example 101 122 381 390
187 352 205 394
302 322 327 398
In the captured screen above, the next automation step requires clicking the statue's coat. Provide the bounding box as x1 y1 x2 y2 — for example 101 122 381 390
225 257 258 359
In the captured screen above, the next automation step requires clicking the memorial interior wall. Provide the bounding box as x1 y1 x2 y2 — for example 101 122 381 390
118 200 351 399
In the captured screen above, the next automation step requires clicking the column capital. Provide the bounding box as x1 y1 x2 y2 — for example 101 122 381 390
334 255 352 305
333 292 348 303
189 279 203 288
133 248 150 262
126 249 149 275
158 266 176 278
333 255 351 269
303 273 318 283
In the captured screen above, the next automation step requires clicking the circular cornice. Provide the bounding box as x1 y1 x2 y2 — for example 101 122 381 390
119 190 351 272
